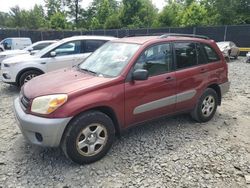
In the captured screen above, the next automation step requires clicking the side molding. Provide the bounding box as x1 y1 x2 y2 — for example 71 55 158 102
133 90 197 115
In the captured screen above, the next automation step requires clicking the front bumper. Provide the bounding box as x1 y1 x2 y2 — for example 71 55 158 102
14 98 72 147
219 81 230 96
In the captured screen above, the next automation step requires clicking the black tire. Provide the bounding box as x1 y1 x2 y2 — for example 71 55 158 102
19 70 42 86
191 88 218 122
62 111 115 164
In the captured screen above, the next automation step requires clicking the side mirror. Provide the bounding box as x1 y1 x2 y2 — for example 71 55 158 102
27 47 33 52
132 69 149 81
50 51 56 57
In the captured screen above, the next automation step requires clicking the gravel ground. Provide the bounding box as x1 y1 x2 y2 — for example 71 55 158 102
0 57 250 188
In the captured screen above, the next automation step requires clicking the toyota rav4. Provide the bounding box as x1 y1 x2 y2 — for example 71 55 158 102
14 34 230 164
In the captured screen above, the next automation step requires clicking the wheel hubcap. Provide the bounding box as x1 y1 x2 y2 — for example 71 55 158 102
76 123 108 157
24 74 37 83
201 95 215 117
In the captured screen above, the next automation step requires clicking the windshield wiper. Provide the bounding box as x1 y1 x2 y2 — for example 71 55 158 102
80 68 97 75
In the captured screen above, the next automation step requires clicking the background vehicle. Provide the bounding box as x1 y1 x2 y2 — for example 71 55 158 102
1 36 116 86
217 41 240 60
246 52 250 63
0 40 56 67
0 38 32 50
14 34 230 164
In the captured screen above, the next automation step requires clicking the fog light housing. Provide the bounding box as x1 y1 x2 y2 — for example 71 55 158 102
2 73 11 79
35 132 43 142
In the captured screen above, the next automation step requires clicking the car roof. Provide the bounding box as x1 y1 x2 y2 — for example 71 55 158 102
63 35 117 42
113 35 211 45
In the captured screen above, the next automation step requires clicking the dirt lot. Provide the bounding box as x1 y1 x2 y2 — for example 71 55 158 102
0 57 250 188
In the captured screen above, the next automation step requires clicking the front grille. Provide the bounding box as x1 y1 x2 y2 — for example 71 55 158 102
20 93 30 110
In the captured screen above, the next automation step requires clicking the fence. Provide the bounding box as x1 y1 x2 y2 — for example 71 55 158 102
0 25 250 54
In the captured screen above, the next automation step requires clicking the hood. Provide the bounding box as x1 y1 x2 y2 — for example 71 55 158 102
23 68 113 99
217 42 229 50
2 54 39 64
0 49 27 56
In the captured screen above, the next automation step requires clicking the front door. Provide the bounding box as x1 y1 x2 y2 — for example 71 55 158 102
125 43 177 126
44 40 84 72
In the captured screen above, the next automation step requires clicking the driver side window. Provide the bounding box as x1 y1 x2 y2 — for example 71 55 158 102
134 43 172 77
53 41 81 57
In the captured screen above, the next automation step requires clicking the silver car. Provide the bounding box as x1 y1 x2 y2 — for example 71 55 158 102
217 41 240 60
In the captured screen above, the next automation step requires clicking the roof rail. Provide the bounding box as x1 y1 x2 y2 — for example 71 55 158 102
159 33 209 40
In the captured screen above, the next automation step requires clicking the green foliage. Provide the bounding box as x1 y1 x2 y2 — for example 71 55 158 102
0 0 249 30
181 2 208 26
50 12 68 29
104 14 122 29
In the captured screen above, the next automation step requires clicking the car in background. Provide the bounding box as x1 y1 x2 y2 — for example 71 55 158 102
217 41 240 60
0 38 32 51
0 40 57 67
14 34 229 164
1 36 117 86
246 52 250 63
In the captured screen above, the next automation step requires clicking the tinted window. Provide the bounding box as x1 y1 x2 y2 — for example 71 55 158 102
134 43 172 76
3 39 12 50
33 43 53 51
203 44 220 62
174 42 197 69
196 43 208 64
54 41 81 56
84 40 106 53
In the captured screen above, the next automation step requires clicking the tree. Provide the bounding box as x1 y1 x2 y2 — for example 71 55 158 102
65 0 82 28
90 17 102 29
104 14 122 29
154 1 183 27
28 5 46 29
44 0 62 19
180 2 208 26
50 12 68 29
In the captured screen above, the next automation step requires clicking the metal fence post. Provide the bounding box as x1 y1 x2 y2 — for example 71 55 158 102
193 27 196 35
41 31 43 40
224 25 228 41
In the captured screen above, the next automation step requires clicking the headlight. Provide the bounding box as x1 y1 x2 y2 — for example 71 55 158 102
31 94 68 114
3 63 19 67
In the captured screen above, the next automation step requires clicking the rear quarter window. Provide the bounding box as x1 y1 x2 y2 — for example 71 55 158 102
203 44 220 62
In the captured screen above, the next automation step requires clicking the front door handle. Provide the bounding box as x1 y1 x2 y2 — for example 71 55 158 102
165 76 175 82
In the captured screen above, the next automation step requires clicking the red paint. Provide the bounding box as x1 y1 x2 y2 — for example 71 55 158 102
22 36 228 131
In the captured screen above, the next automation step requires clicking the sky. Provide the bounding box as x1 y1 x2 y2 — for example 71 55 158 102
0 0 167 13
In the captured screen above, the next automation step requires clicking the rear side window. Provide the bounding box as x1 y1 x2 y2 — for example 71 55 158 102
203 44 220 62
33 43 53 51
174 42 197 69
84 40 107 53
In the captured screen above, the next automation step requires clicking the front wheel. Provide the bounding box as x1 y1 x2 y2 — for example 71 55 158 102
191 88 218 122
62 111 115 164
19 70 42 86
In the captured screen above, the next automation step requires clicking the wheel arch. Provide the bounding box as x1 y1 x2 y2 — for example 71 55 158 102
16 67 44 86
60 106 121 145
207 83 221 105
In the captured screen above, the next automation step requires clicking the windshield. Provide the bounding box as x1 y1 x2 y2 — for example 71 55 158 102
79 42 140 77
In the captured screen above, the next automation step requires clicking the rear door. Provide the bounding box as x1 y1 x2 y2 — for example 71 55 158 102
174 42 209 112
125 43 177 126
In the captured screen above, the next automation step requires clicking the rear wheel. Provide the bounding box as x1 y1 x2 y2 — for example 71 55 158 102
191 88 218 122
19 70 42 86
62 111 115 164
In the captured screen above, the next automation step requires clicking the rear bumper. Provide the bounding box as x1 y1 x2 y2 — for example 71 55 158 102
14 98 72 147
219 81 230 96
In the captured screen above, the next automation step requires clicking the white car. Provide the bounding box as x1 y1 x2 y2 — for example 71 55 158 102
1 36 117 86
0 38 32 51
0 40 57 65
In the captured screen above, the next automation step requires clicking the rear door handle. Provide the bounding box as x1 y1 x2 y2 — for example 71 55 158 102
200 68 208 73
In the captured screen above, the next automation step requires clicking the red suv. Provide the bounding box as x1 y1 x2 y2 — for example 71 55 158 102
14 34 230 164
